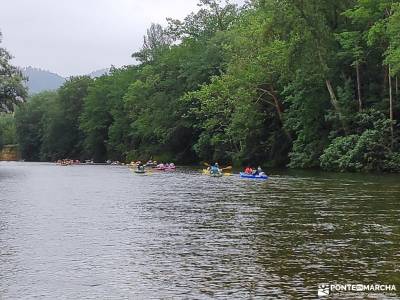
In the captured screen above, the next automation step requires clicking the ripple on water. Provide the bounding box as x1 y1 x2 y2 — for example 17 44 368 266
0 162 399 299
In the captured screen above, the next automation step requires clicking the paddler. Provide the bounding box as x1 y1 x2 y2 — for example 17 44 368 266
245 167 252 174
137 161 144 171
210 163 220 175
254 166 265 176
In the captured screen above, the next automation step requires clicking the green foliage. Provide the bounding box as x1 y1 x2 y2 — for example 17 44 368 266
15 91 56 161
184 72 268 164
386 3 400 74
0 31 27 112
167 0 239 40
15 77 92 162
335 31 365 64
80 66 138 161
41 76 92 161
132 23 173 63
10 0 400 171
321 110 399 172
284 72 330 168
0 113 16 147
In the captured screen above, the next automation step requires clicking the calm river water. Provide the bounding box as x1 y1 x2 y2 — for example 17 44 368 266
0 162 399 299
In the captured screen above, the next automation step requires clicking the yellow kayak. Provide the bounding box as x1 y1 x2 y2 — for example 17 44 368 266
202 169 232 176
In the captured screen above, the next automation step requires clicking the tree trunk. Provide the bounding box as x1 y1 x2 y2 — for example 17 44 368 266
356 62 362 111
389 65 394 149
396 76 398 97
383 66 388 97
326 80 348 133
258 87 292 141
269 91 284 126
325 80 340 113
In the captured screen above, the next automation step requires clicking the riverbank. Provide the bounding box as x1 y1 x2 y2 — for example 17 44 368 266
0 144 19 161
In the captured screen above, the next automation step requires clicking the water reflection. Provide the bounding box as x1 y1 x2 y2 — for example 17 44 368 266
0 162 399 299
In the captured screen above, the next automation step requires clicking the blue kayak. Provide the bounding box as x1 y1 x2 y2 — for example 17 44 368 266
240 172 268 180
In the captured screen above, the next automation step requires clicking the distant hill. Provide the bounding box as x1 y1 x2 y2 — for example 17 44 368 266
22 67 65 94
22 67 110 94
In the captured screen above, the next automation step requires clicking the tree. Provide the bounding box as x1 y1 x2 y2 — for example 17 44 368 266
343 0 400 148
0 113 16 148
80 66 138 161
0 31 27 112
10 0 400 172
336 31 366 111
39 76 92 161
132 23 172 63
321 110 400 172
386 3 400 75
15 91 56 161
386 3 400 148
167 0 238 40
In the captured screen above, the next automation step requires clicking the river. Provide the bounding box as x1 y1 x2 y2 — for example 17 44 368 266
0 162 399 299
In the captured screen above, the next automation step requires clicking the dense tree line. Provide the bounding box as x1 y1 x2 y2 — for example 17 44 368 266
0 30 26 148
4 0 400 172
0 32 26 112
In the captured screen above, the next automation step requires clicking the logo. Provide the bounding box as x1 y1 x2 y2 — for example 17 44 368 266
318 283 397 297
318 284 330 297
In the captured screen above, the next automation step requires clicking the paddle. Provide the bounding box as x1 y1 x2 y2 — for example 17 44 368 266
203 163 233 176
204 163 231 170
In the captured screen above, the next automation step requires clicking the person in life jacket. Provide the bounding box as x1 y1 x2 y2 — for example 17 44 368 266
210 163 220 174
245 167 252 174
254 166 265 175
257 166 266 176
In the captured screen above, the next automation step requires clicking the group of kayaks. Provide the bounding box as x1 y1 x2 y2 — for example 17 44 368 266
201 170 268 180
131 160 269 180
202 164 269 180
131 161 176 174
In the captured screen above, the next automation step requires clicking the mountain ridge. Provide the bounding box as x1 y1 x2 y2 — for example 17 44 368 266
22 67 109 94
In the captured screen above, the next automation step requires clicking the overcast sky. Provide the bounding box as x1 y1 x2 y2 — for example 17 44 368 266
0 0 242 77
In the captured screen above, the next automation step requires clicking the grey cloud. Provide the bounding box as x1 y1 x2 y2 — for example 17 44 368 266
0 0 244 76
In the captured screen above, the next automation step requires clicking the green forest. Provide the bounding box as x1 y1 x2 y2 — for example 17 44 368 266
1 0 400 172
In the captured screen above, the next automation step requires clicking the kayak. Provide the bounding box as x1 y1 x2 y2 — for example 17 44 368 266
202 169 224 177
240 172 268 180
210 172 223 177
145 163 157 167
134 170 146 174
155 166 176 171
